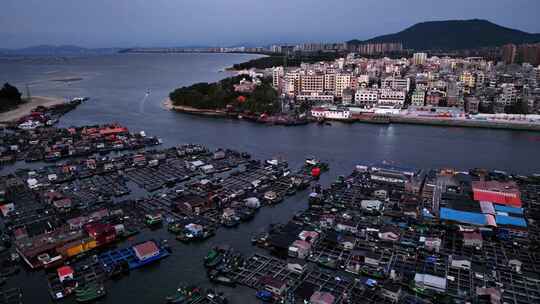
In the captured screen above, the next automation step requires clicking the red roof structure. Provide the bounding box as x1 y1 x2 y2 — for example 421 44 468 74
99 126 128 136
236 96 247 103
472 181 521 207
57 265 74 282
133 241 159 261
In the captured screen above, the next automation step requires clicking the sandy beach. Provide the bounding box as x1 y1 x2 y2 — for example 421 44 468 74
161 98 173 110
0 96 66 123
161 98 229 117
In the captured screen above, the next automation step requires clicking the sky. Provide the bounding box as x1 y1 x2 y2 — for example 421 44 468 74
1 0 540 49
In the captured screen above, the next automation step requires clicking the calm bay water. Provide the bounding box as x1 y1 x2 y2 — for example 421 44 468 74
1 53 539 303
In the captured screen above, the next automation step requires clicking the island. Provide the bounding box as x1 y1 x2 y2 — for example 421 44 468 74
167 74 309 125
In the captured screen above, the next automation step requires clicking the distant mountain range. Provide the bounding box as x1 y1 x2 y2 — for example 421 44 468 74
348 19 540 51
4 20 540 55
0 45 120 56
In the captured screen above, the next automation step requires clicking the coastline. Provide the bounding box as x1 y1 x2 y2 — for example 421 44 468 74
162 98 228 117
164 98 540 131
0 96 67 124
388 115 540 131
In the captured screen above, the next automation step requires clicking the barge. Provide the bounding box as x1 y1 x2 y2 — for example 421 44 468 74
98 240 170 272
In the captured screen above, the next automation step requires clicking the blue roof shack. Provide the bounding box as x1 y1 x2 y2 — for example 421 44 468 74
440 208 487 226
493 204 524 215
495 215 527 228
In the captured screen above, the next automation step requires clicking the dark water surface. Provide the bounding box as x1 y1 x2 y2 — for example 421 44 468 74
1 53 540 303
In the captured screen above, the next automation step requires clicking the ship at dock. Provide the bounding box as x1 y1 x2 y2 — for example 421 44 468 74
98 239 170 272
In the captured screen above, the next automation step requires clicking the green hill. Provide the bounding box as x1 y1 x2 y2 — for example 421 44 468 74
348 19 540 51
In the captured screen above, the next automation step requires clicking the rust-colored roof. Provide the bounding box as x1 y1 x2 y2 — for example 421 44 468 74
472 181 521 207
57 265 74 277
133 241 159 259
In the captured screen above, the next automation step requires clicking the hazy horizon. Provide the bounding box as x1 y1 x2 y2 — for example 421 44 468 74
2 0 540 49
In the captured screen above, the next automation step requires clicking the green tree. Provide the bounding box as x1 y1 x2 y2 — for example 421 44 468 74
0 83 23 112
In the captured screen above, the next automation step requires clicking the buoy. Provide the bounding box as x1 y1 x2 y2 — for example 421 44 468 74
311 167 321 178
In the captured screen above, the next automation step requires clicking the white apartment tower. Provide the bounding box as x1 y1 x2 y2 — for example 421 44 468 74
413 52 428 65
272 67 284 89
335 74 352 98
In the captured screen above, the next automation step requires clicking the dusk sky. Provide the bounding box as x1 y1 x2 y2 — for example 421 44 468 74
2 0 540 49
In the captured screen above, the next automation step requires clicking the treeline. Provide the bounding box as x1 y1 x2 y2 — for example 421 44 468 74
169 75 280 114
232 52 343 70
0 83 23 112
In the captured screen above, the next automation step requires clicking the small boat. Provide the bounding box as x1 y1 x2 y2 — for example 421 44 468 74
145 213 163 226
251 232 268 246
238 209 255 222
305 156 329 171
317 256 337 270
205 254 223 268
71 97 89 102
208 270 236 287
75 283 106 303
109 261 130 279
168 223 183 235
98 239 170 272
18 120 42 130
263 191 280 204
286 186 296 196
198 229 216 241
221 216 240 228
206 290 228 304
204 248 223 268
165 285 202 304
256 290 273 302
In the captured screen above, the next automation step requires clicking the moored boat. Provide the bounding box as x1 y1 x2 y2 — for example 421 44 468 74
75 283 106 303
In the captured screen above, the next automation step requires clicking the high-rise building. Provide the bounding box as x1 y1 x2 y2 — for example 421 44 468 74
378 89 406 106
475 71 485 87
346 42 403 55
272 67 284 90
335 74 352 98
517 43 540 65
460 71 476 88
497 83 517 105
412 53 428 65
357 75 370 85
300 72 325 94
382 76 411 92
354 89 379 107
411 89 426 106
283 71 300 96
465 97 480 113
270 45 282 53
324 73 336 92
502 44 517 64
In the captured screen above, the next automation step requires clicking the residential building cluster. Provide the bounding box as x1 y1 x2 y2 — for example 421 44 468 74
270 52 540 114
502 43 540 66
268 42 403 55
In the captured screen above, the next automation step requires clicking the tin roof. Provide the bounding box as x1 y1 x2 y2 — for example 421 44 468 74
57 265 74 277
472 181 521 207
133 241 159 260
440 208 488 226
495 215 527 227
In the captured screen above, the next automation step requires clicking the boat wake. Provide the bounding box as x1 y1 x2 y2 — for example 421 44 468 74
139 92 150 114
